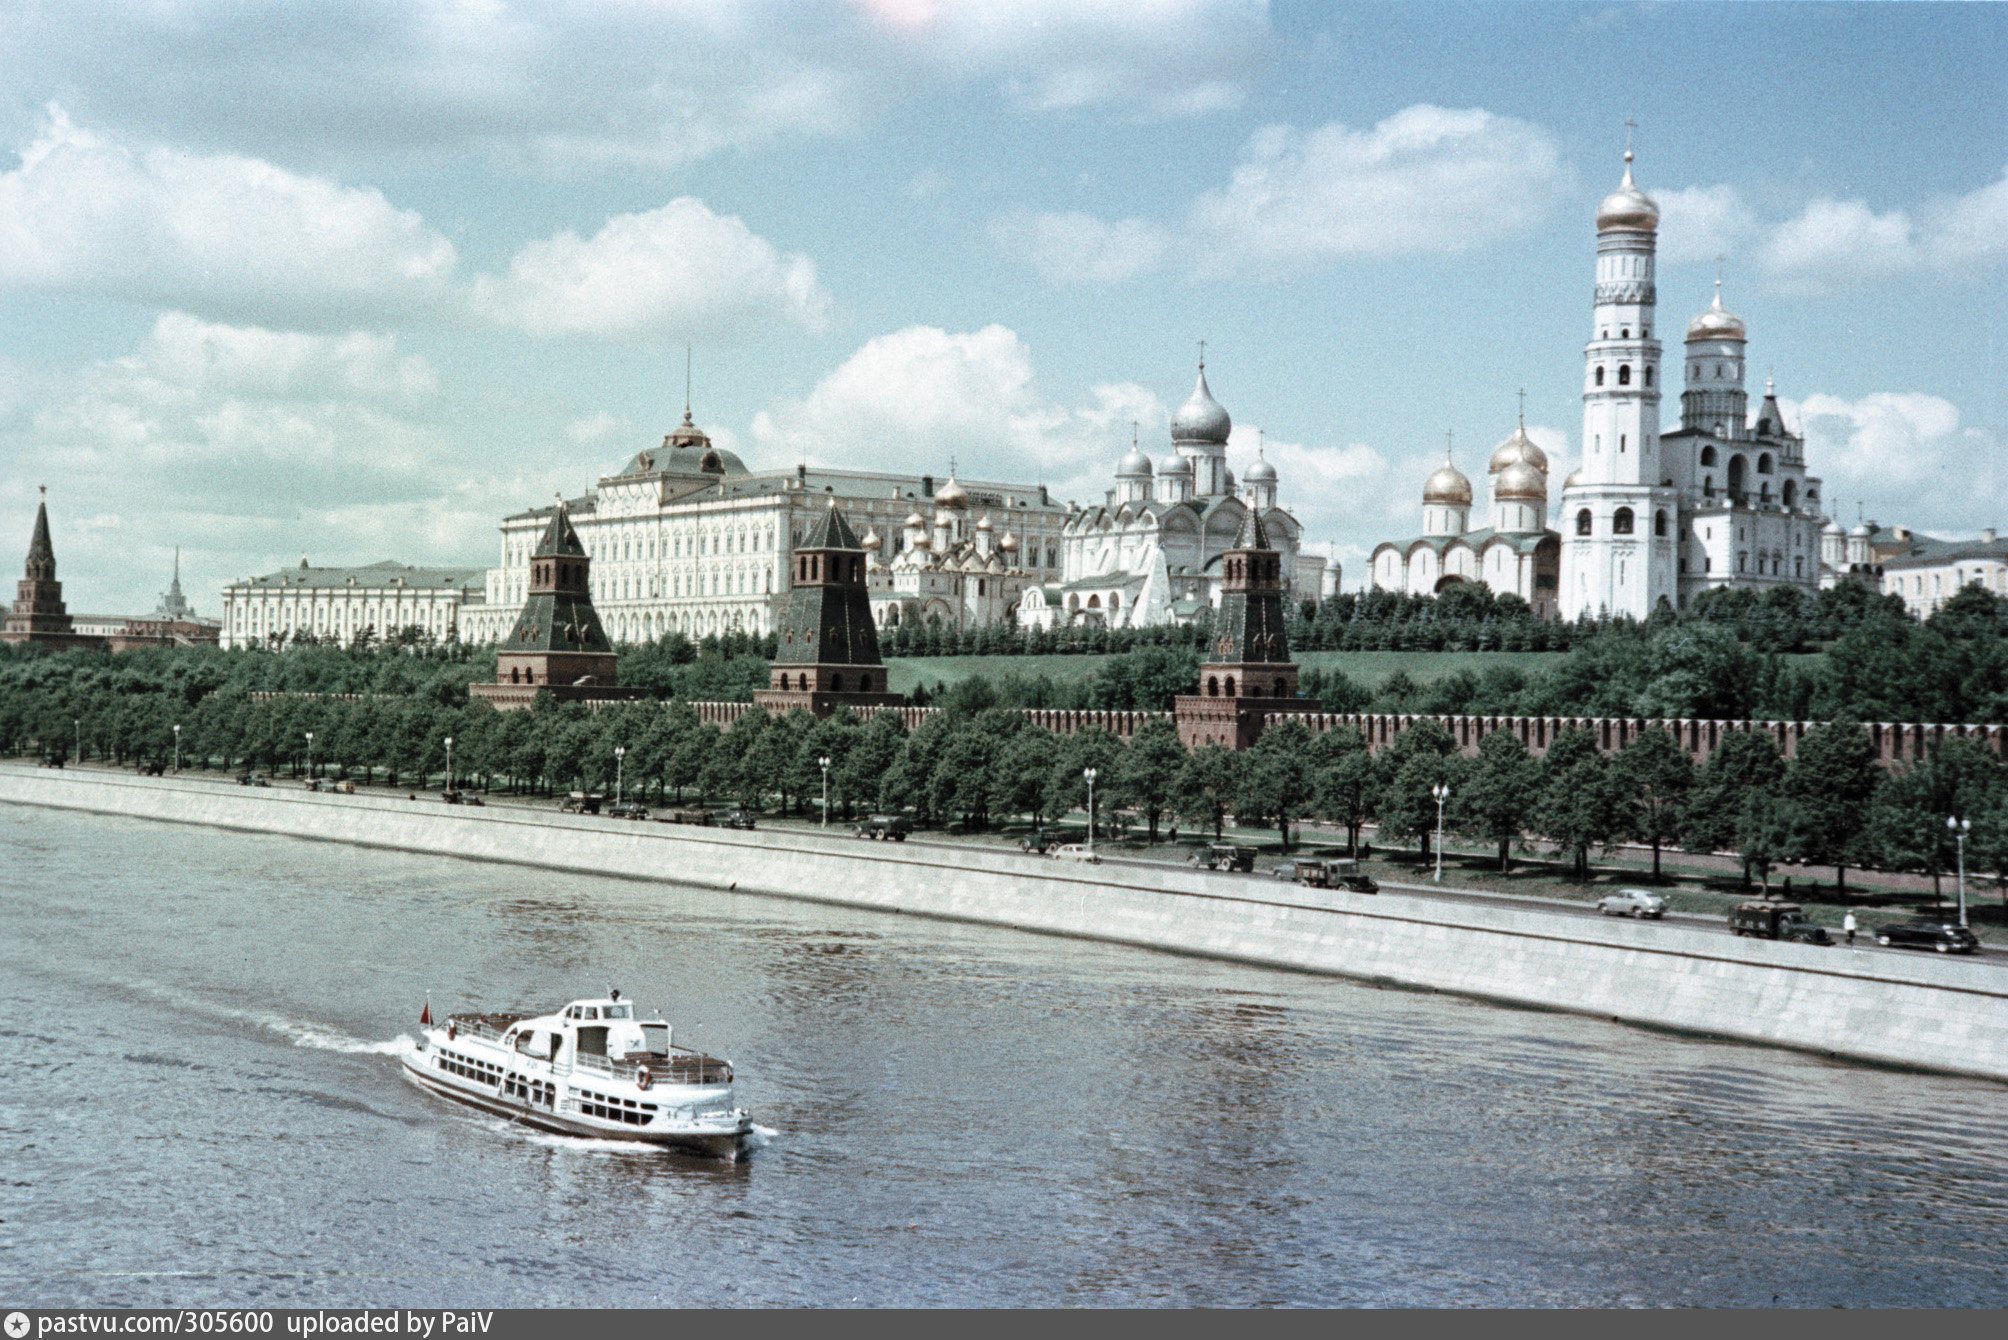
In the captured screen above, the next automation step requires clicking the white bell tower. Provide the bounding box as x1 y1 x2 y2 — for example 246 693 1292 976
1560 131 1680 621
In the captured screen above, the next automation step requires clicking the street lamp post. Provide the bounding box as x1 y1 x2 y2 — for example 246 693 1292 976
172 724 181 773
1431 782 1451 883
614 746 626 807
818 755 832 828
1084 767 1099 859
444 736 454 794
73 718 80 765
1948 815 1972 928
304 731 313 781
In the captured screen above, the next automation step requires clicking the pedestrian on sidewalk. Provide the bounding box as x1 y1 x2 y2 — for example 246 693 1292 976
1843 910 1857 945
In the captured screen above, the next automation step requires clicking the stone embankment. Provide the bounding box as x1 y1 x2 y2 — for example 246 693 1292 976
4 765 2004 1084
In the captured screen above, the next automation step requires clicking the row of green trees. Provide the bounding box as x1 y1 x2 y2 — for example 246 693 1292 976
12 662 2006 905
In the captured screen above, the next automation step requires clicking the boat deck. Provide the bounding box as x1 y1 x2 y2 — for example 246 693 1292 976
444 1011 734 1084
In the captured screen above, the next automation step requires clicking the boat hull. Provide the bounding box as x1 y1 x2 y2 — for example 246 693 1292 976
402 1056 752 1161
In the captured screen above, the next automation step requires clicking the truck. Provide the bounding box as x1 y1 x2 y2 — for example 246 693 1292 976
855 814 912 841
1188 843 1257 873
1727 901 1832 945
559 792 604 815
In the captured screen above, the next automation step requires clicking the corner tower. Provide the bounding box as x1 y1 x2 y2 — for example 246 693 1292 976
1559 139 1679 620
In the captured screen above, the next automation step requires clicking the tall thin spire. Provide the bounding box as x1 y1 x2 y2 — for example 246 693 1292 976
1622 118 1637 182
1516 388 1526 428
684 343 692 418
1445 428 1455 463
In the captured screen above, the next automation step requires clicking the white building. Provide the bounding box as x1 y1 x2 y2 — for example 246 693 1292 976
459 407 1070 645
1019 365 1330 630
1559 150 1827 619
865 477 1036 631
1879 530 2008 617
220 559 486 649
1369 419 1562 615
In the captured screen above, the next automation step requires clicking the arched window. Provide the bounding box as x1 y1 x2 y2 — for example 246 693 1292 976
859 674 872 692
1613 507 1634 535
1575 508 1593 536
1643 366 1653 386
831 673 844 693
1700 446 1717 467
1207 675 1219 697
1757 453 1773 475
1617 364 1632 386
1594 366 1605 387
1224 676 1236 696
1703 475 1714 497
1654 510 1668 537
1783 480 1798 508
1728 455 1747 498
1274 678 1288 697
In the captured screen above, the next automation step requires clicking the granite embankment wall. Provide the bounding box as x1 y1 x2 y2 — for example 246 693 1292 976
4 765 2004 1084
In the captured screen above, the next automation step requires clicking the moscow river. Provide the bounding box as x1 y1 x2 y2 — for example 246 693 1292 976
2 803 2005 1308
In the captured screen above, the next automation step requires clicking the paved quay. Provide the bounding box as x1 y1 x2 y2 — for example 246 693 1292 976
3 762 2004 1084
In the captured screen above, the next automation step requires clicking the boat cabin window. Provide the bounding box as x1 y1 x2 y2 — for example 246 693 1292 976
606 1004 632 1020
576 1026 609 1057
641 1023 669 1054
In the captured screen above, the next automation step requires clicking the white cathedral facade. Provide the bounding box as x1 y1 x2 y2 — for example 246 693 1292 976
1373 146 1832 619
1019 365 1333 631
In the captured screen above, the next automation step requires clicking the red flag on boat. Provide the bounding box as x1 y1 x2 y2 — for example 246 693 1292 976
420 1000 433 1026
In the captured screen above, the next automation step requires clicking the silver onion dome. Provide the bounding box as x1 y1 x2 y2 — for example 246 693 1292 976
1488 422 1549 475
1423 460 1473 506
1170 367 1231 444
1494 460 1547 501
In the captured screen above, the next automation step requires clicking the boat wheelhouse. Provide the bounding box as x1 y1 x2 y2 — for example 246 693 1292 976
402 991 753 1159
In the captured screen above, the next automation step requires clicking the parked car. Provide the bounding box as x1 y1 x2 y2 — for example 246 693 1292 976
137 760 165 776
1051 843 1101 864
41 754 64 768
1875 914 1981 954
658 808 714 826
560 792 604 815
1597 888 1667 919
606 801 651 821
855 814 912 841
1728 901 1832 945
1189 843 1256 873
712 809 757 830
236 772 271 787
1280 857 1378 893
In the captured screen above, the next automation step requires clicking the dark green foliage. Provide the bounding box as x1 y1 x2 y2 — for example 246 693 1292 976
1536 728 1622 880
1781 718 1880 892
1684 731 1787 885
1610 727 1695 879
1113 718 1185 839
1374 720 1459 863
1234 720 1318 849
1454 728 1540 871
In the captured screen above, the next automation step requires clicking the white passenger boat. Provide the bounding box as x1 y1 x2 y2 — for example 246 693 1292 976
402 991 754 1160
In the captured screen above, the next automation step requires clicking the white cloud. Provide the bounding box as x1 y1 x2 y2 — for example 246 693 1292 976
989 210 1171 285
470 197 832 339
1223 424 1394 577
0 105 457 325
139 312 438 399
1655 184 1758 266
1190 106 1571 273
1759 169 2008 290
1784 391 2001 533
749 324 1164 500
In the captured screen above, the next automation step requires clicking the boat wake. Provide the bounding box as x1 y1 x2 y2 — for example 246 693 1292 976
103 976 419 1058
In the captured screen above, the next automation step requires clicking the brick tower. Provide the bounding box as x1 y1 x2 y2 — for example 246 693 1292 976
755 499 903 717
472 504 646 709
1173 507 1313 749
2 492 104 650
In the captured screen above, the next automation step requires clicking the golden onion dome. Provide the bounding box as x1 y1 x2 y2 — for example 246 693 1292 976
1487 422 1549 475
1423 460 1473 507
1494 460 1547 501
934 475 969 509
1685 281 1747 342
1596 155 1659 232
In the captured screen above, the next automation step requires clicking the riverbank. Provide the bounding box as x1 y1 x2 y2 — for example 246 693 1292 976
3 763 2004 1084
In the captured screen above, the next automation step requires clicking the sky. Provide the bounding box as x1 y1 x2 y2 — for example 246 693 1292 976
0 0 2002 615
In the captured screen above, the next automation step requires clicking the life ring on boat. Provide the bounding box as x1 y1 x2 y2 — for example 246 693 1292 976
635 1066 653 1091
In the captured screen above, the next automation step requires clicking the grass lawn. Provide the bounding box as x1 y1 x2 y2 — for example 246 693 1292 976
883 654 1115 694
884 649 1573 696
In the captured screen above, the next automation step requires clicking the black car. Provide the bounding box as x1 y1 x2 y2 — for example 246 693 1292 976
606 801 651 821
712 809 757 830
1876 914 1981 954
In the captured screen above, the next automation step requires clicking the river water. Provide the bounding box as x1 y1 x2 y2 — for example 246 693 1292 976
2 804 2005 1308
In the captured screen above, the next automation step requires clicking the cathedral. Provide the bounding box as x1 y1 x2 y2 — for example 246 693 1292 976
1019 363 1331 631
1372 145 1831 618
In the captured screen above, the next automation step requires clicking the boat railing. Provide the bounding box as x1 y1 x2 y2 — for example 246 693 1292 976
444 1014 518 1045
573 1048 733 1086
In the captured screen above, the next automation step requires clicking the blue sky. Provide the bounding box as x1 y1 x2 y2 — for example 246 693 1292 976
0 1 2002 614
